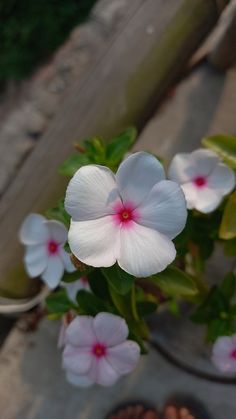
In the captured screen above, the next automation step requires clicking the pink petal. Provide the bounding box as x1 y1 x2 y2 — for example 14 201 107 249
88 357 119 386
208 163 235 195
68 217 120 268
19 213 49 245
63 344 92 375
116 152 165 207
41 255 64 288
66 316 95 347
59 248 76 273
45 220 68 244
138 180 187 239
93 313 128 346
24 244 48 278
118 223 176 277
106 341 140 374
66 371 94 387
65 165 121 221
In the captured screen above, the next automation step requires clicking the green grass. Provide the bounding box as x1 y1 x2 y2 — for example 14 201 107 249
0 0 97 83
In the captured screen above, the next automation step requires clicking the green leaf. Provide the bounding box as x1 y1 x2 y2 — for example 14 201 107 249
106 127 137 166
46 289 74 315
224 238 236 256
137 301 158 317
108 285 133 320
59 153 91 177
102 264 134 295
45 198 70 227
202 134 236 169
76 290 108 316
88 269 110 301
83 137 106 162
191 287 228 324
151 266 198 297
61 267 93 283
221 272 236 301
207 318 235 342
220 192 236 239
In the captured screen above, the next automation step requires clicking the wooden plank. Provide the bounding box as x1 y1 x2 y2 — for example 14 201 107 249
0 0 226 298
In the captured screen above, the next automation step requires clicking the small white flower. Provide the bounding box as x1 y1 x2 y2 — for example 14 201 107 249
62 312 140 387
168 148 235 213
212 334 236 373
65 152 187 277
60 277 90 304
19 214 75 288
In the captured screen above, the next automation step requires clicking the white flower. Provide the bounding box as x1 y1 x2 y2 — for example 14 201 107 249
168 148 235 213
62 312 140 387
65 152 187 277
19 214 75 288
212 334 236 373
60 277 90 304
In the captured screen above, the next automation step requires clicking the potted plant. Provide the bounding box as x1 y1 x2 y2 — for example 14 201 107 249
18 128 236 386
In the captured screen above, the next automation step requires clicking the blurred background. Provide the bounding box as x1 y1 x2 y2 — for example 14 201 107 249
0 0 236 418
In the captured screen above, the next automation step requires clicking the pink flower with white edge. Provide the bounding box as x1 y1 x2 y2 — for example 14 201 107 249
62 312 140 387
61 277 90 304
65 152 187 277
212 334 236 373
168 148 235 214
19 214 75 289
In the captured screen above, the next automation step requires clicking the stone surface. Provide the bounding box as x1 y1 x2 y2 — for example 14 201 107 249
134 63 236 159
0 0 133 195
0 319 235 419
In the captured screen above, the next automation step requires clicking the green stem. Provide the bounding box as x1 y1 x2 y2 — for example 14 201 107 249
131 284 139 321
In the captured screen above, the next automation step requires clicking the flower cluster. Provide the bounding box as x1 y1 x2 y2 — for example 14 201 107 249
62 312 140 387
19 132 236 384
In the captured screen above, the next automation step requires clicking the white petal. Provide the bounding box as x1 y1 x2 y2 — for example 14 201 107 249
208 163 235 195
41 255 64 288
66 371 94 388
63 344 92 375
194 187 222 213
118 223 176 277
89 357 119 386
106 341 140 374
138 180 187 239
212 355 236 373
168 153 197 183
24 244 48 278
116 152 165 207
169 149 220 183
65 165 121 221
190 148 219 176
212 336 235 356
68 217 120 268
19 213 49 245
45 220 68 244
181 182 198 209
66 316 95 347
59 248 76 273
93 313 128 346
61 279 85 304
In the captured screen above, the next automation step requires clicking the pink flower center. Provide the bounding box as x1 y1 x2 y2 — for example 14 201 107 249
81 276 88 285
113 202 138 227
47 240 59 255
92 343 107 358
230 349 236 359
193 176 207 188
